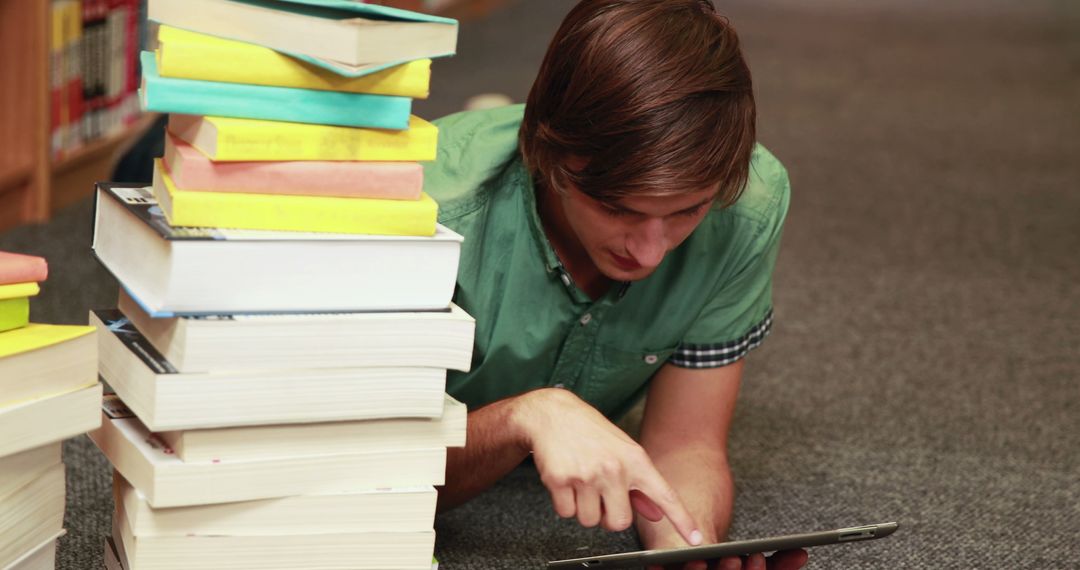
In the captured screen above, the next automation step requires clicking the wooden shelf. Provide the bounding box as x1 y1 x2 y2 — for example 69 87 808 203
0 0 151 232
0 162 34 197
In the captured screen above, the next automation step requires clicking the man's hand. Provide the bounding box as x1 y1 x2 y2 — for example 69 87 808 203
510 387 703 546
644 548 808 570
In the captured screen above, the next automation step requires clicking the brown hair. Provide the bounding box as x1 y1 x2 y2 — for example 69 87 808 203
520 0 756 207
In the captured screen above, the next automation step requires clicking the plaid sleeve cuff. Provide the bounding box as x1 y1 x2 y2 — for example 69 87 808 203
669 310 773 369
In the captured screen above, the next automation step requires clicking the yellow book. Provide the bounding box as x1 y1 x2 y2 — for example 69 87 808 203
156 26 432 99
153 161 438 236
0 323 95 359
0 282 40 301
168 114 439 162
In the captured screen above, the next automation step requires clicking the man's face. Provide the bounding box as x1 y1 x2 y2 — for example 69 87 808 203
556 182 719 282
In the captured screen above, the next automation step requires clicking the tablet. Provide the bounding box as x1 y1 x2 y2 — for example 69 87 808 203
546 522 899 568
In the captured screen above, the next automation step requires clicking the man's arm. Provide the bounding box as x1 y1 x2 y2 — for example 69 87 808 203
636 360 744 550
636 360 808 570
437 387 703 547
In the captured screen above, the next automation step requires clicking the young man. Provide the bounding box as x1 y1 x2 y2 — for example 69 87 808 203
425 1 806 569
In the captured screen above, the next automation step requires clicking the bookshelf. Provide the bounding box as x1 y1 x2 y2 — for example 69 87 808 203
0 0 153 233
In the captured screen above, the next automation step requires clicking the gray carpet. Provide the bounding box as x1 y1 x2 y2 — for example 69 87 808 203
2 0 1077 567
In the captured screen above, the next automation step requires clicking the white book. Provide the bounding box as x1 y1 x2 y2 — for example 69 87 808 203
0 383 102 459
92 311 448 431
116 472 437 536
159 394 466 462
147 0 457 68
89 408 447 508
2 531 62 570
92 184 463 316
0 464 64 569
117 287 475 373
103 536 123 570
0 325 97 409
113 503 436 570
0 444 61 502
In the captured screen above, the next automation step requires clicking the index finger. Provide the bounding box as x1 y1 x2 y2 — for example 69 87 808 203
629 466 702 546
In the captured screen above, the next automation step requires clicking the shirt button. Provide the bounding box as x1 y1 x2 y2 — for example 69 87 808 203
644 354 659 364
559 273 572 287
579 313 592 326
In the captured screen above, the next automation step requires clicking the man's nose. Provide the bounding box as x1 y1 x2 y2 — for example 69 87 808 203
626 217 667 268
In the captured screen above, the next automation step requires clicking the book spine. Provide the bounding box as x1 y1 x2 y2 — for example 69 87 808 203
156 27 432 99
153 161 438 236
168 115 439 162
140 52 413 130
163 136 424 199
49 1 66 159
65 0 85 153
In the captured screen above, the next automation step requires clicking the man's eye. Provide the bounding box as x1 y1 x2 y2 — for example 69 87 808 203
677 206 705 218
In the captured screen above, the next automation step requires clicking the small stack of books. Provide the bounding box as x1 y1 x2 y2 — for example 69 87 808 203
0 251 102 569
141 0 458 236
88 1 467 568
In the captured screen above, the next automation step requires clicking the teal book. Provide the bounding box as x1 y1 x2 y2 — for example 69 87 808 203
148 0 459 74
138 51 412 129
0 297 29 333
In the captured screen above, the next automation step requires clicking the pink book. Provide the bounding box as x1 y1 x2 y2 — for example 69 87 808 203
162 134 424 200
0 252 48 285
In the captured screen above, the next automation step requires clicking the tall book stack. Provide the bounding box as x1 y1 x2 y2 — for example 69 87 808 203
87 1 467 568
0 251 102 570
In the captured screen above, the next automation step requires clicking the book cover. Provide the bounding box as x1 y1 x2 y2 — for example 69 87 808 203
89 407 447 507
163 135 424 200
156 26 432 98
0 323 95 359
0 252 48 285
153 161 438 236
168 113 437 162
139 51 413 129
0 383 103 458
92 311 448 431
0 298 30 334
92 184 463 315
148 0 457 69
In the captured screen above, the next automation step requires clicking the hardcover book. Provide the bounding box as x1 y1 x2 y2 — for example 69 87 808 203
89 406 447 507
140 51 412 129
0 324 97 409
92 313 448 431
163 135 424 200
116 287 473 373
116 472 438 536
168 113 438 162
0 466 64 569
156 26 432 98
0 383 102 459
153 161 438 236
155 394 467 462
148 0 458 68
92 184 462 315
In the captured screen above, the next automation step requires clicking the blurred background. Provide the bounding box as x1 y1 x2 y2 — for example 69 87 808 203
1 0 1077 567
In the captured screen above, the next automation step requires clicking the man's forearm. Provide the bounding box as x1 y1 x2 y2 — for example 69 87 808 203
436 395 532 511
636 442 735 547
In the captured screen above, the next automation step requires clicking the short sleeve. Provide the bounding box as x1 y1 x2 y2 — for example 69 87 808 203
670 145 790 368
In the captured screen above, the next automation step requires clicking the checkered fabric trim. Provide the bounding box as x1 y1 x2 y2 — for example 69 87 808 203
670 310 773 369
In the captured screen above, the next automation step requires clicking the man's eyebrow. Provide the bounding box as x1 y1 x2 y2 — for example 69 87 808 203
610 191 720 216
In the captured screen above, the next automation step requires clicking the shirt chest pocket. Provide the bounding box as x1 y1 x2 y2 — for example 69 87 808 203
581 343 679 418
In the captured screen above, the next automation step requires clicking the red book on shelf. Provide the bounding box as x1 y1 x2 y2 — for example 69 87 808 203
0 252 48 286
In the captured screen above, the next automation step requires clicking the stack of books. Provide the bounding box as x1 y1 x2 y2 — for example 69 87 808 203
87 1 467 568
0 251 101 569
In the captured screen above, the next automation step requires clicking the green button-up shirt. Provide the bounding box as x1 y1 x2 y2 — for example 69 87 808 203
425 105 789 419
